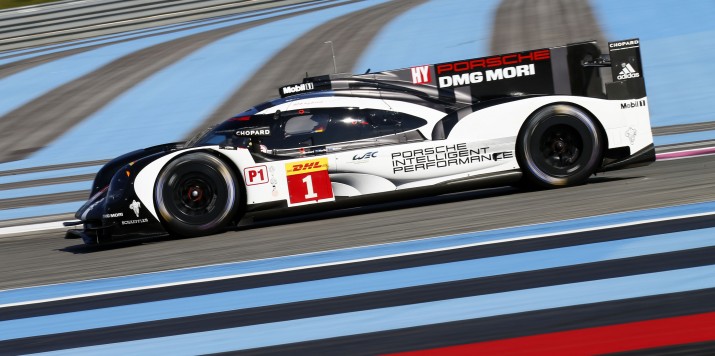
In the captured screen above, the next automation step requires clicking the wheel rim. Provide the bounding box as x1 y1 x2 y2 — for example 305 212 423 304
522 108 600 186
539 124 583 171
172 173 216 217
157 155 236 231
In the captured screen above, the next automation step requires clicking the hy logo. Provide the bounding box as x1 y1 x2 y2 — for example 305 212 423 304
410 65 431 85
617 63 640 80
129 200 141 217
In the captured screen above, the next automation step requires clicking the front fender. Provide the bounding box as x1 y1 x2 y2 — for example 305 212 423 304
72 147 177 244
99 152 169 242
89 142 183 196
133 147 229 222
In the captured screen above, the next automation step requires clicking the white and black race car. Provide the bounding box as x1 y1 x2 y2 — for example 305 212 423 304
65 39 654 245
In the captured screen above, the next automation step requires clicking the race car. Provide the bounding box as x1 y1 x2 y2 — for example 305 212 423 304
65 38 654 245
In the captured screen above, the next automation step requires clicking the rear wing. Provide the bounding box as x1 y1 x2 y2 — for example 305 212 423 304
279 38 646 103
603 38 647 100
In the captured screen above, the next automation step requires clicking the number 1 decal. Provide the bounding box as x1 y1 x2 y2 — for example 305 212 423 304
285 158 334 206
302 175 318 199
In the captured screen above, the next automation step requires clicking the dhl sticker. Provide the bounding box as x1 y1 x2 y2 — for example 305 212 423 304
285 158 328 176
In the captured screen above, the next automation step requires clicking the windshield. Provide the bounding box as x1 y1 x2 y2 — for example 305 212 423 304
187 113 276 149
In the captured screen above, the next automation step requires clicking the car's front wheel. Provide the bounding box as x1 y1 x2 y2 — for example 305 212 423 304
517 104 603 188
155 152 239 237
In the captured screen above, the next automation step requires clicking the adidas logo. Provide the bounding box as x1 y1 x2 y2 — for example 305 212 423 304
617 63 640 80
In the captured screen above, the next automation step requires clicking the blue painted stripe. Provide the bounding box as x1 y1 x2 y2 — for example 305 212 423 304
34 265 715 355
2 227 714 341
0 181 90 199
1 200 713 305
0 201 83 221
0 165 101 185
354 0 499 72
0 0 353 123
655 129 715 146
4 0 388 170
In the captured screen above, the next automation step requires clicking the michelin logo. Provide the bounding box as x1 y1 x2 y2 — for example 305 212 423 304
129 200 141 217
617 63 640 80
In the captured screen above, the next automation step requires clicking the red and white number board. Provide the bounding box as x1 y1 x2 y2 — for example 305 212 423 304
285 158 334 206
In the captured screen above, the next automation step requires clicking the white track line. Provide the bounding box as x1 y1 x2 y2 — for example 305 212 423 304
0 221 67 236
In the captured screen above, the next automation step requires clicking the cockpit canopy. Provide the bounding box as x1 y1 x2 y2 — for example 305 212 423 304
189 106 428 156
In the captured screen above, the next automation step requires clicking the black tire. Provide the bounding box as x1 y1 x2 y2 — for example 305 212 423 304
155 152 239 237
517 104 603 188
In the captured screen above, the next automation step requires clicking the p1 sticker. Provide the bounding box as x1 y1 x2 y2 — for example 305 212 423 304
244 165 269 186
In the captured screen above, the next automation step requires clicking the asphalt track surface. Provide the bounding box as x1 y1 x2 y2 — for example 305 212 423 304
1 154 713 291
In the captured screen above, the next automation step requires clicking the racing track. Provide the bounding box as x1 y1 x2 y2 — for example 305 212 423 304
1 0 715 352
1 154 713 291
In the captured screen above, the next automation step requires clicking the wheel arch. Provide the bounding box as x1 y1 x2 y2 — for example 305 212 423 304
515 102 607 188
201 149 248 223
149 148 246 235
516 101 608 169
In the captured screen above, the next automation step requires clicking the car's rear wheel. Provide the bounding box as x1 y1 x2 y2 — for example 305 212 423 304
155 152 239 237
517 104 603 188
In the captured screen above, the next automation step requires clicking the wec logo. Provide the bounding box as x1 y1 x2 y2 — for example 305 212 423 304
353 151 377 160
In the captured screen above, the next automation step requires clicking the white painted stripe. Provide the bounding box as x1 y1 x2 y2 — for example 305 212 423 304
656 146 715 160
1 208 714 309
658 151 715 161
0 221 67 236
